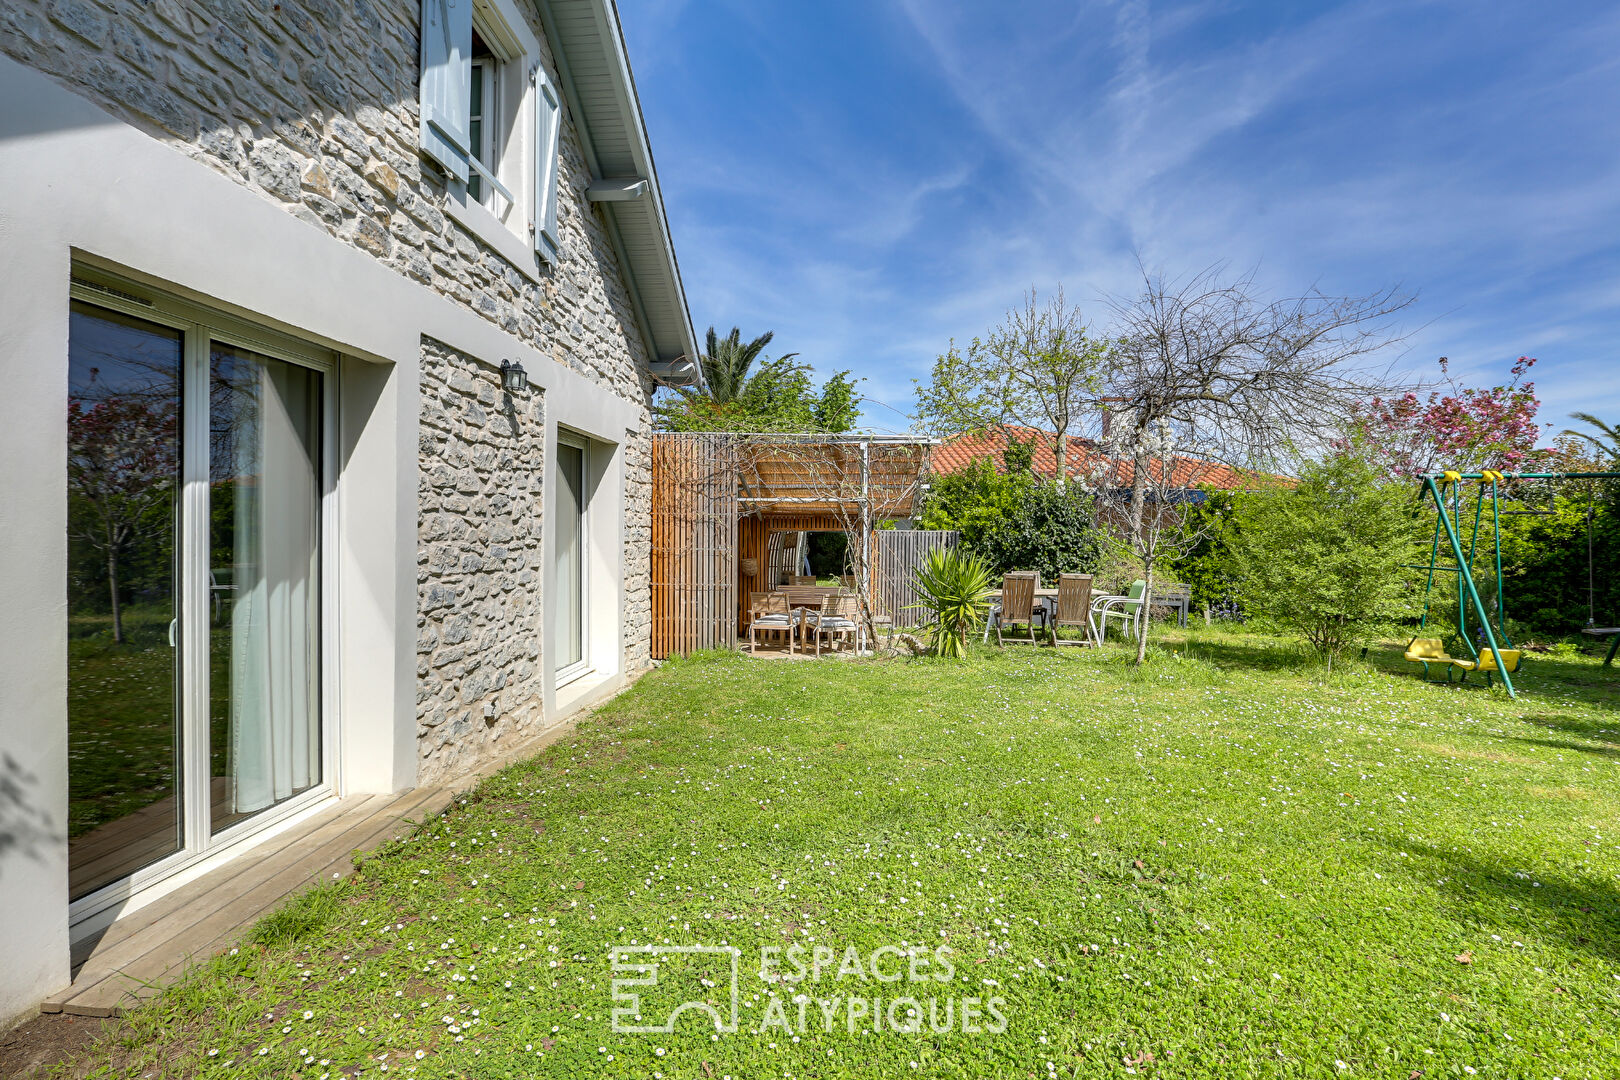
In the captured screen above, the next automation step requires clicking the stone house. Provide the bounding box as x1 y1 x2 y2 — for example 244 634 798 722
0 0 700 1022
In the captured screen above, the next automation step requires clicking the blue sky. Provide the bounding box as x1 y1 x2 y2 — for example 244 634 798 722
620 0 1620 442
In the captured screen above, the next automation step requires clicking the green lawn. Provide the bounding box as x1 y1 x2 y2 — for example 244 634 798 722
71 628 1620 1078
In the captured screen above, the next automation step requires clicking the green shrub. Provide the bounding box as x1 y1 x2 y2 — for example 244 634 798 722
971 482 1106 582
1232 452 1420 660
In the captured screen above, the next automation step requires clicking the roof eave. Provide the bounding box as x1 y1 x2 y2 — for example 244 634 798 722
534 0 703 391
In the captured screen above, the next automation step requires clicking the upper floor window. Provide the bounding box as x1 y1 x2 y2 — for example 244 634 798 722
467 30 500 209
418 0 562 265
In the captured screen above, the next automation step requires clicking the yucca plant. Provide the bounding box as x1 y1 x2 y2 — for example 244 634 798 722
911 546 994 658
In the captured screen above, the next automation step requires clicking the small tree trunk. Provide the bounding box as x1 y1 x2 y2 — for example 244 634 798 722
1134 562 1155 666
1128 433 1150 539
107 547 124 645
1054 429 1067 487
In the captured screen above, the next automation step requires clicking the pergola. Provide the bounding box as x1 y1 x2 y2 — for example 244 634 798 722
650 432 933 658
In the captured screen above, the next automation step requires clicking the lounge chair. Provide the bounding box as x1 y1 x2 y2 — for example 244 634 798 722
989 572 1042 646
1049 574 1096 646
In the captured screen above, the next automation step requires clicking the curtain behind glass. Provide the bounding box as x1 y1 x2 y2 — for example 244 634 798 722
210 344 321 831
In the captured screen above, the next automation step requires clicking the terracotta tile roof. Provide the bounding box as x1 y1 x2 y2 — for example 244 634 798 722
930 425 1258 490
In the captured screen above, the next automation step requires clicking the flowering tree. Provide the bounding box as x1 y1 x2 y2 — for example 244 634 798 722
1351 356 1546 477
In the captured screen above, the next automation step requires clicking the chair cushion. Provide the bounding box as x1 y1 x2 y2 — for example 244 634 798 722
752 616 793 627
809 617 857 629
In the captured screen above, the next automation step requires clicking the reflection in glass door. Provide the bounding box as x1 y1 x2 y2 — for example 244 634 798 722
209 344 323 833
555 437 586 676
66 281 330 909
66 303 185 901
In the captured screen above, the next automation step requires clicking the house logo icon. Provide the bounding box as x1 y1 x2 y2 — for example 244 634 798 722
610 945 741 1034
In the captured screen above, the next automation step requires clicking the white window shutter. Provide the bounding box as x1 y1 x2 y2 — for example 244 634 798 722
419 0 471 183
533 68 562 263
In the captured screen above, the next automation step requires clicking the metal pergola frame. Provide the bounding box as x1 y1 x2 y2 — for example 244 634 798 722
1415 469 1620 699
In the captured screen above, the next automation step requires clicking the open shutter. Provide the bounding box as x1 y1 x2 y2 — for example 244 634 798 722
419 0 471 183
533 68 562 263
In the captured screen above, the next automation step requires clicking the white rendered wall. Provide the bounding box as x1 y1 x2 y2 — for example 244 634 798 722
0 54 644 1024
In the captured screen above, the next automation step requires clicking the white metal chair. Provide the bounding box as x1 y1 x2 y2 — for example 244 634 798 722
1092 579 1147 641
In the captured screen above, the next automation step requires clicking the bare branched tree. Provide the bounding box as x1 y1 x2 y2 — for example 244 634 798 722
913 286 1108 481
1085 420 1220 665
1103 263 1415 536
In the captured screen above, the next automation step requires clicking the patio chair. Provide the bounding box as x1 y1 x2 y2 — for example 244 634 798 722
746 591 796 655
790 575 815 586
1049 574 1096 646
804 593 862 656
989 572 1042 646
1093 579 1146 641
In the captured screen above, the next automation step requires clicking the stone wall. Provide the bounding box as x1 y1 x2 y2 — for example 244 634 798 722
0 0 655 404
622 428 652 670
3 0 662 776
415 336 546 784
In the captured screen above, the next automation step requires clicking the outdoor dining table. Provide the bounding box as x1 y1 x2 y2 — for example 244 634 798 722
985 586 1061 619
985 586 1138 644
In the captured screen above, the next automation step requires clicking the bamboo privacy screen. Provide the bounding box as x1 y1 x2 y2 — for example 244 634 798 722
651 434 738 658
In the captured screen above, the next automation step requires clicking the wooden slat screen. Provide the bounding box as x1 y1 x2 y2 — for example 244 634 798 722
651 434 738 658
877 530 959 627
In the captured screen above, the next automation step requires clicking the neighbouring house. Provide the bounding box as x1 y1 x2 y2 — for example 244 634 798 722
0 0 701 1023
931 425 1258 497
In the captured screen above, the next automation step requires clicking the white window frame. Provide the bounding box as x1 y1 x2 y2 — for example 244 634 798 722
554 429 591 687
437 0 550 279
466 56 501 210
65 266 342 931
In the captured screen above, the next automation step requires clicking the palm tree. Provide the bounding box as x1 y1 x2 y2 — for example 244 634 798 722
1562 412 1620 464
697 326 795 405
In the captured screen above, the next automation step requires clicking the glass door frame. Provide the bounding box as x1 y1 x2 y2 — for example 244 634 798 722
553 428 590 687
67 266 342 928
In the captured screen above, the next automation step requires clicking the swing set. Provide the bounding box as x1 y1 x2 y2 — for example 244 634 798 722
1404 468 1619 699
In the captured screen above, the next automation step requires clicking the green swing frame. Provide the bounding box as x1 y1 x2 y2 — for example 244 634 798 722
1411 468 1620 699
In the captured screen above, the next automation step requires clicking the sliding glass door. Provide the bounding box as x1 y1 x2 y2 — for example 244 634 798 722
209 344 323 834
66 276 330 908
554 434 587 679
66 304 185 900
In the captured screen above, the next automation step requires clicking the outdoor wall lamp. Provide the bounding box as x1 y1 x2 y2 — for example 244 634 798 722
500 359 529 394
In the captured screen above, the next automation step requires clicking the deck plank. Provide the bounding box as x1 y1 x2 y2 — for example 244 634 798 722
68 794 391 972
47 787 447 1016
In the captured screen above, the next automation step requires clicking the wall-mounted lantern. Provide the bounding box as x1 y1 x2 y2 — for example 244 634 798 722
499 359 529 394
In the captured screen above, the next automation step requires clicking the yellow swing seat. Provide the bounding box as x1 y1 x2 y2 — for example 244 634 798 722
1404 637 1463 681
1452 648 1521 686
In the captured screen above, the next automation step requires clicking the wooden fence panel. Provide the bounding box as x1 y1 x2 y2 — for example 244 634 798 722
877 530 959 627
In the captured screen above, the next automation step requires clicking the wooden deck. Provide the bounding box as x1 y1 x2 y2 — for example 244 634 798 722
43 785 456 1017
